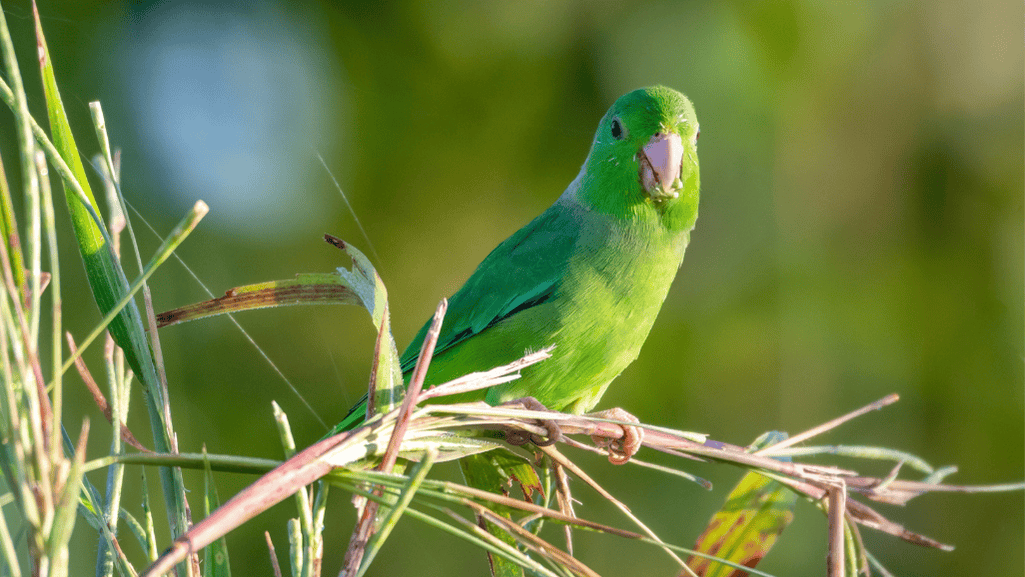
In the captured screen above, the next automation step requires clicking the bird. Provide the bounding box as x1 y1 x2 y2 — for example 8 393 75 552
339 85 698 436
338 85 700 575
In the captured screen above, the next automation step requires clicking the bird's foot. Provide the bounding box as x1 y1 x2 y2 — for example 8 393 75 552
500 397 563 447
588 407 644 465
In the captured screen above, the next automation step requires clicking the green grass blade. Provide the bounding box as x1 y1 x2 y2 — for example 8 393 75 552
33 1 154 386
118 507 150 560
34 150 61 467
140 470 158 562
0 154 25 292
64 425 135 577
34 3 104 256
355 449 437 577
307 482 327 577
155 273 361 328
29 7 193 553
0 493 21 577
271 402 315 577
332 237 404 417
202 449 231 577
50 421 90 577
287 518 302 577
157 237 404 438
0 0 36 298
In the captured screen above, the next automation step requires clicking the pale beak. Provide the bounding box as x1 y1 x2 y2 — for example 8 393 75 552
639 132 684 199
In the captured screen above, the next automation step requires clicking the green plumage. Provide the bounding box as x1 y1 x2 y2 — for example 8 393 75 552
397 85 699 414
338 86 699 575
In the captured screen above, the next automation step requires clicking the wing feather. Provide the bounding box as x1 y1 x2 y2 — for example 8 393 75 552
399 202 579 372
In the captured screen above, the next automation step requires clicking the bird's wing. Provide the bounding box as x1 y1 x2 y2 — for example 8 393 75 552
399 202 580 372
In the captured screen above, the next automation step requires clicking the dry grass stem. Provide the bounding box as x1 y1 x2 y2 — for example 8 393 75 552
343 299 446 574
65 331 148 452
826 481 847 577
753 394 900 457
137 353 1018 576
265 531 283 577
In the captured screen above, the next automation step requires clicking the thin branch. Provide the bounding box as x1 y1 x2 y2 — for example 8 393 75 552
754 394 900 457
826 481 846 577
65 332 149 452
381 299 447 471
343 299 447 575
137 389 1022 576
265 532 283 577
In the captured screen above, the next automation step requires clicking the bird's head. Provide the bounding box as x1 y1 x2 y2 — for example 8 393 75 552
576 86 700 230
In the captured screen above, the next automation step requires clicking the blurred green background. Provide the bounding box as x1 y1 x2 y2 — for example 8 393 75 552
1 1 1021 575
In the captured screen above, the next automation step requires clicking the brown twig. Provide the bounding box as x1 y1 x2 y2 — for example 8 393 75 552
826 481 847 577
342 299 447 576
140 384 1018 576
472 505 601 577
753 394 900 457
264 531 282 577
439 479 647 540
362 303 387 422
537 443 692 573
422 400 975 551
381 299 447 470
553 461 575 555
66 332 149 452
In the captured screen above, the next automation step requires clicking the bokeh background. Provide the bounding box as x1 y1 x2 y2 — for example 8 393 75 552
0 1 1021 576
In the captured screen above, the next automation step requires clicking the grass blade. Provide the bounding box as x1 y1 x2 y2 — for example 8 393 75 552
0 0 35 300
355 448 437 577
29 3 194 553
0 154 24 294
202 448 232 577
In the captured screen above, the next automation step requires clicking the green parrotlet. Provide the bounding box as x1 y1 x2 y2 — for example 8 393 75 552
342 86 699 576
409 85 699 576
340 86 699 439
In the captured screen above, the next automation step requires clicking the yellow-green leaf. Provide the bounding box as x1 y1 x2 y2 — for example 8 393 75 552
689 433 797 576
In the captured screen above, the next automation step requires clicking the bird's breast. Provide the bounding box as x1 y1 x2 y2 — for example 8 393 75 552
486 217 689 413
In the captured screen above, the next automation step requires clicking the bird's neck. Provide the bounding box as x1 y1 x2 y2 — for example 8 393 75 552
562 164 699 237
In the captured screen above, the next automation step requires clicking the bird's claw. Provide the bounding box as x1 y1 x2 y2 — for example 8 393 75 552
589 407 644 465
500 397 563 447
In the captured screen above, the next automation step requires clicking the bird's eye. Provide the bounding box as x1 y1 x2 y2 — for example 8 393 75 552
610 118 624 140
